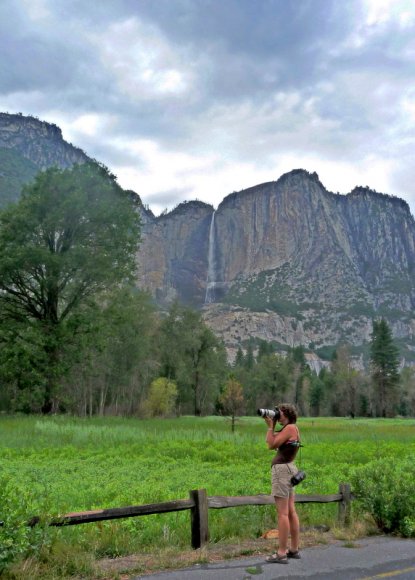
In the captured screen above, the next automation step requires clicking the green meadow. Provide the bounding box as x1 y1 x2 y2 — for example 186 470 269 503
1 415 415 577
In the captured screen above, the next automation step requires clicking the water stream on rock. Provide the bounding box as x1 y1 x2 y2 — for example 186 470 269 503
205 211 217 303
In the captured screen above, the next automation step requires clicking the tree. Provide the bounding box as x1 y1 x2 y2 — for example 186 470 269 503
218 376 245 432
370 319 400 417
244 343 255 370
234 346 244 368
398 366 415 417
142 377 178 417
158 304 228 415
330 345 360 417
289 346 308 411
309 374 325 416
0 162 141 412
253 353 292 410
257 339 274 361
61 288 157 416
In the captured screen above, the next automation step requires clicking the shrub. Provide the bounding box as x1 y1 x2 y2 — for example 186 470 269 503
351 457 415 537
142 377 178 417
0 474 52 571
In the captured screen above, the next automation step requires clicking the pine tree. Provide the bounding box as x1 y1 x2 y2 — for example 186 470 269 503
370 319 400 417
234 346 244 368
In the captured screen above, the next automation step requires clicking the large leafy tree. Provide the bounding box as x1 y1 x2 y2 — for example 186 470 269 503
0 162 141 412
61 288 157 416
330 345 361 417
252 352 293 411
370 318 400 417
159 303 227 415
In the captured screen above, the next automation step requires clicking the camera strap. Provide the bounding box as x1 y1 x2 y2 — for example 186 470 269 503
296 425 303 468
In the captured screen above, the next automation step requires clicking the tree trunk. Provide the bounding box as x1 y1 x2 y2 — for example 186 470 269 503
194 370 201 416
99 379 108 416
42 327 60 414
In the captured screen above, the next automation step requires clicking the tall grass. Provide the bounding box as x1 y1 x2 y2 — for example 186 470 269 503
1 415 414 577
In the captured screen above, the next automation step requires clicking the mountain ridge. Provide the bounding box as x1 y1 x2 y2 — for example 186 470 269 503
1 112 414 362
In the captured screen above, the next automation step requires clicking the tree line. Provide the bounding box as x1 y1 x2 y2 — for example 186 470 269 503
230 318 414 419
0 164 413 418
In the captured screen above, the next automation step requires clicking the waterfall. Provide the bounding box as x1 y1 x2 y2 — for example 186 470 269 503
205 211 217 303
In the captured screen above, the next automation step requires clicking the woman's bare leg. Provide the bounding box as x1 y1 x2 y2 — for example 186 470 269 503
288 493 300 552
275 496 290 556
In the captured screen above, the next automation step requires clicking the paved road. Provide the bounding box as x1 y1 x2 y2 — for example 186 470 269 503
133 537 415 579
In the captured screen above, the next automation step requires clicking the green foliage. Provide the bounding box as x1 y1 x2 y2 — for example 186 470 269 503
251 353 293 406
309 375 325 416
291 345 306 366
158 303 227 415
0 474 52 571
61 287 158 416
0 162 141 412
0 416 415 575
0 147 39 208
244 343 255 370
234 346 244 367
218 377 245 431
143 378 178 417
351 457 415 536
255 339 275 362
370 319 400 417
222 267 312 317
316 345 337 361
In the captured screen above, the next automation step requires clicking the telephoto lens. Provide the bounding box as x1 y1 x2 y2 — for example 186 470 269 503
257 408 276 419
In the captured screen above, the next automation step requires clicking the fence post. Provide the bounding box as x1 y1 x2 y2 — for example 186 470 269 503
338 483 351 526
189 489 209 549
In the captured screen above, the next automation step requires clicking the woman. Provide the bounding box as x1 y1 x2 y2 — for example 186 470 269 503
264 403 301 564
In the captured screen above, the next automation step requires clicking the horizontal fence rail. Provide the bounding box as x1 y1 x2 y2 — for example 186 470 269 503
28 498 195 528
207 492 344 508
1 483 353 549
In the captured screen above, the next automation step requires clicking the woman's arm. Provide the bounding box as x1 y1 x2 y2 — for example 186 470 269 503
264 418 297 450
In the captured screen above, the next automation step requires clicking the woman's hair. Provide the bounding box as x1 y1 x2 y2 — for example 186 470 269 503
278 403 298 424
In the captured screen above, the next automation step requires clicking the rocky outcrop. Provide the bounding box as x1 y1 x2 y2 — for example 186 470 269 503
2 113 414 358
0 113 88 169
138 169 415 357
138 200 213 307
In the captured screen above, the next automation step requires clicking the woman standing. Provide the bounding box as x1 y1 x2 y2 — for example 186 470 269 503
264 403 301 564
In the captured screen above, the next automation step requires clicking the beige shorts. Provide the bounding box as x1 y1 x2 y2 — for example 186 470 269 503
271 462 297 498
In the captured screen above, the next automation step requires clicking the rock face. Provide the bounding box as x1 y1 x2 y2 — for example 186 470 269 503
0 113 88 169
139 200 213 307
139 169 415 357
1 113 414 358
0 113 90 207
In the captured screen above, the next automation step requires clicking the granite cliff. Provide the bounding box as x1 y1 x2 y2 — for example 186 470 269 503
0 113 88 169
0 113 89 206
1 113 414 360
139 170 415 360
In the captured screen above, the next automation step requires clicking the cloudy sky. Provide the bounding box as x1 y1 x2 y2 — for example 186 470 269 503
1 0 415 216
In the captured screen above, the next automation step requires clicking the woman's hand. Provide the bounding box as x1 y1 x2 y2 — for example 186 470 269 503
264 416 274 429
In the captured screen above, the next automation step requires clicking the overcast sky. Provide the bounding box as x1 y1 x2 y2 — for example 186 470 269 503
1 0 415 216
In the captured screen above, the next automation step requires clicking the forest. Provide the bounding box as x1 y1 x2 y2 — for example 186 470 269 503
0 163 414 419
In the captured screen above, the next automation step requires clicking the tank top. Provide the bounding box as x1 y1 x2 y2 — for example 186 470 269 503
271 424 300 466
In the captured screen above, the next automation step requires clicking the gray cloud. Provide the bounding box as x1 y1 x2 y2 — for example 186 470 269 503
1 0 415 216
144 187 196 209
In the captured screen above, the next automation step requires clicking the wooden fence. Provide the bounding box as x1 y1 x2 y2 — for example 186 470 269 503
12 483 353 549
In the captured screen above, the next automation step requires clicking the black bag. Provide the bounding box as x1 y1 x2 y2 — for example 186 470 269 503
291 470 306 486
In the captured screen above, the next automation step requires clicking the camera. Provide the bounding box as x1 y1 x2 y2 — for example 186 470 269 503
257 407 281 420
291 470 306 486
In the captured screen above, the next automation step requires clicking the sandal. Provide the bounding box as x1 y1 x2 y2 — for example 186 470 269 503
265 553 288 564
287 549 301 559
